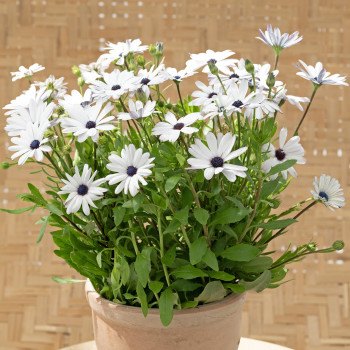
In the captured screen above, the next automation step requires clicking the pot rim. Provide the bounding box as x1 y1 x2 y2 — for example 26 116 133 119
85 279 247 316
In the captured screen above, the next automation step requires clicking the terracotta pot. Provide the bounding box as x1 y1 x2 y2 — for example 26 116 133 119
85 280 247 350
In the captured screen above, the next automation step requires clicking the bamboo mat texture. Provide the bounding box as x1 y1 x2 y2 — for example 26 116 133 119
0 0 349 349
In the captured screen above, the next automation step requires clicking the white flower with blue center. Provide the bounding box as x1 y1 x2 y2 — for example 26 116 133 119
34 75 68 99
59 165 107 216
262 127 306 180
106 144 155 197
60 101 115 143
8 122 53 165
135 65 167 97
189 81 222 109
187 132 248 182
225 80 256 113
11 63 45 81
162 67 197 82
79 55 110 84
118 100 157 121
257 25 303 53
152 112 200 142
296 60 348 86
311 175 345 211
60 89 94 111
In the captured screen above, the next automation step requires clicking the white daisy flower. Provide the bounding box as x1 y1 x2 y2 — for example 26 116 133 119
152 112 200 142
189 81 222 108
118 100 157 121
102 39 148 66
257 25 303 53
201 93 233 120
59 164 107 216
244 92 281 120
89 69 137 101
296 60 348 86
226 80 256 113
187 132 248 182
11 63 45 81
262 127 306 180
310 174 345 211
273 88 310 111
8 123 52 165
186 50 236 75
162 67 197 82
34 75 68 99
60 89 94 112
5 99 56 136
79 55 110 84
3 85 51 116
106 144 155 197
60 101 115 143
135 65 167 97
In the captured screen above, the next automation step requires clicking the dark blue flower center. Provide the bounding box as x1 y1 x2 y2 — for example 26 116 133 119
141 78 150 85
111 84 121 90
174 75 181 80
207 59 217 65
80 100 91 107
232 100 243 108
275 149 286 161
211 156 224 168
319 191 329 201
30 139 40 150
127 165 138 176
86 121 96 129
208 92 218 99
173 123 184 130
229 73 239 79
77 184 89 196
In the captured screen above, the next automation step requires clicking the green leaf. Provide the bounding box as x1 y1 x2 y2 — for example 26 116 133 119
238 270 271 292
149 281 164 294
206 270 235 281
36 215 49 243
181 301 199 309
260 178 280 198
202 249 219 271
151 192 167 209
136 282 148 317
220 244 260 262
47 203 64 216
119 257 130 286
162 245 176 266
209 207 251 226
0 206 34 214
173 206 189 225
257 219 297 230
189 236 207 265
239 256 273 273
170 279 202 292
113 206 126 227
193 208 210 225
159 288 174 327
224 283 246 294
176 154 186 166
111 265 121 297
194 281 226 303
63 224 70 236
163 219 181 235
171 265 208 279
96 250 103 268
135 249 151 288
165 173 182 192
28 183 47 205
51 276 86 283
267 159 297 177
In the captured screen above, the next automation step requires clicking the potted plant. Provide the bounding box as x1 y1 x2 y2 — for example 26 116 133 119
1 25 347 350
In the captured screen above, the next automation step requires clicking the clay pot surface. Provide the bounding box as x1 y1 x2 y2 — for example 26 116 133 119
85 279 247 350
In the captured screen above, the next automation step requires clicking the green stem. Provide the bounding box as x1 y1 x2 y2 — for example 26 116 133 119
294 87 319 136
216 74 227 94
157 208 171 287
175 82 185 113
44 153 65 179
274 54 279 70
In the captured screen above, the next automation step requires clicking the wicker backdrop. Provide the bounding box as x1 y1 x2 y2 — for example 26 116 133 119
0 0 350 349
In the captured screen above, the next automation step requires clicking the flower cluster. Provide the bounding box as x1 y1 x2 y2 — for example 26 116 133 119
2 26 347 327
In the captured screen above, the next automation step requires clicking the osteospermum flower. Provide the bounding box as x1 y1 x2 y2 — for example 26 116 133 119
186 50 236 75
244 92 281 120
79 55 110 84
34 75 68 99
226 80 256 113
189 81 222 108
106 144 155 196
187 132 248 182
152 112 200 142
8 123 52 165
257 25 303 53
262 127 306 180
61 89 94 112
310 174 345 211
118 100 157 121
162 67 197 82
135 65 167 97
60 102 115 143
11 63 45 81
201 93 233 120
273 88 310 111
296 60 348 86
59 165 107 216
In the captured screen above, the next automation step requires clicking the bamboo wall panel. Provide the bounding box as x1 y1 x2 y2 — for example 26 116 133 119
0 0 349 349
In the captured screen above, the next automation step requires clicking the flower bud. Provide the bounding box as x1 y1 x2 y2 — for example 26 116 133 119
56 106 65 116
266 72 276 89
72 65 81 77
157 100 164 108
128 61 136 71
155 41 164 59
245 59 255 75
278 98 286 107
0 162 10 170
207 59 219 75
78 77 85 87
149 44 156 56
136 55 146 67
332 240 345 250
43 129 56 139
307 242 317 251
172 106 180 114
135 88 147 104
166 103 173 109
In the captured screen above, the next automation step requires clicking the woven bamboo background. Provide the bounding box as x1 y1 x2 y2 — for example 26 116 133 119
0 0 349 349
